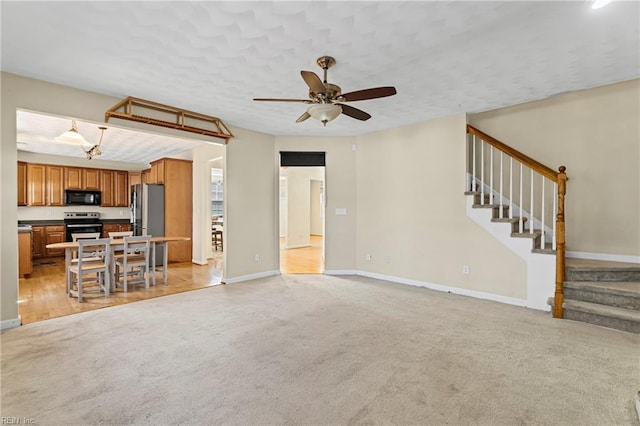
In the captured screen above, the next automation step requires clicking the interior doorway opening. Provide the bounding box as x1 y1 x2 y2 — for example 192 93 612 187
279 152 326 274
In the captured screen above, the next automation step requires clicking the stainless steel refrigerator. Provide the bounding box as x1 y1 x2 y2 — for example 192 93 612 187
130 183 165 265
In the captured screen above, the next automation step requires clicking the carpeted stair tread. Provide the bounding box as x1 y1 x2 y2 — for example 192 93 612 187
510 230 542 238
565 281 640 297
491 217 527 223
472 203 504 209
563 299 640 322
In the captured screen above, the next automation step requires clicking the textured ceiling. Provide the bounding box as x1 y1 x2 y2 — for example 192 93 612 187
2 1 639 144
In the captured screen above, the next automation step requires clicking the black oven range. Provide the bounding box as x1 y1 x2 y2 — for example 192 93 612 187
63 212 103 242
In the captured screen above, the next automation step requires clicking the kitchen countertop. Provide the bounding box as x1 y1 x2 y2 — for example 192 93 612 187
18 220 64 226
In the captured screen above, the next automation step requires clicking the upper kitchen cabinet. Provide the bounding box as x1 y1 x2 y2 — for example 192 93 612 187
26 163 46 206
64 167 100 190
101 169 129 207
46 165 65 206
17 162 27 206
114 171 128 207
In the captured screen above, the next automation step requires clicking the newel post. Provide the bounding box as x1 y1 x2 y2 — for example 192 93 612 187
554 166 568 318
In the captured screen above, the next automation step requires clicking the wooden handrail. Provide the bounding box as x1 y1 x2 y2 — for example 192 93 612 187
467 125 557 182
467 125 568 319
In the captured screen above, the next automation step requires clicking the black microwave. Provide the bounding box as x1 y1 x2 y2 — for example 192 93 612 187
64 190 101 206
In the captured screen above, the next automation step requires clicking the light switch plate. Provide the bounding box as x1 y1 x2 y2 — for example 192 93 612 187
335 208 347 216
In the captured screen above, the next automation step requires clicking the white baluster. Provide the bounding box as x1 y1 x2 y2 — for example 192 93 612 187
553 182 557 250
541 176 545 248
499 152 503 218
519 163 523 233
472 135 476 192
509 157 513 220
530 169 534 235
480 141 485 205
489 145 494 205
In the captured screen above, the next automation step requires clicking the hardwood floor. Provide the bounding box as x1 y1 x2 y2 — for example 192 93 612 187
20 236 324 325
19 253 223 325
280 235 324 274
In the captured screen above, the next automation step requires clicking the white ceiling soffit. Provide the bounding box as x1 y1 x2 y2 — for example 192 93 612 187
16 110 213 165
2 1 639 138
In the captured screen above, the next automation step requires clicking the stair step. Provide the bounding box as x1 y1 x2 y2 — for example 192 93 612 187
510 230 542 239
566 259 640 282
564 281 640 309
562 299 640 333
491 217 527 223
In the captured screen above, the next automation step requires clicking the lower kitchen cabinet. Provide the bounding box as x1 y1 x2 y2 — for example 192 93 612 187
32 225 65 258
102 223 132 238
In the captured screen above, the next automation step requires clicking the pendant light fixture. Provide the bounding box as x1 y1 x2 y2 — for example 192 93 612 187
56 119 107 159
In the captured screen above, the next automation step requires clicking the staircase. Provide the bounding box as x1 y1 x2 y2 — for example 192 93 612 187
466 125 640 334
465 191 554 254
558 259 640 333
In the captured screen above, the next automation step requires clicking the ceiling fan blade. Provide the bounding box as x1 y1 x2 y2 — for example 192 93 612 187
295 111 311 123
301 71 326 94
338 104 371 121
341 86 397 102
253 98 312 103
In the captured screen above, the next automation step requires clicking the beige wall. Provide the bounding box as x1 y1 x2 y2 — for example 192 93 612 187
469 79 640 257
274 136 357 271
310 179 324 236
356 114 528 299
224 126 278 278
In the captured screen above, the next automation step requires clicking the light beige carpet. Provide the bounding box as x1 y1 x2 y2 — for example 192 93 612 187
1 274 639 425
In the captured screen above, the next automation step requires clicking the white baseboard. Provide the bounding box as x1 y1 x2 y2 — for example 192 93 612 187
325 269 359 275
224 270 280 284
358 271 529 308
1 317 21 330
191 258 209 266
566 251 640 264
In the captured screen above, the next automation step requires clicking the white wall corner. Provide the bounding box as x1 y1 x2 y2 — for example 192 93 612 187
1 317 21 330
466 194 555 311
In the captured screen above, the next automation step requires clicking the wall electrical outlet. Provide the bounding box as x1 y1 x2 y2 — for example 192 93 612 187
384 256 391 264
366 254 372 261
463 265 470 275
255 254 260 262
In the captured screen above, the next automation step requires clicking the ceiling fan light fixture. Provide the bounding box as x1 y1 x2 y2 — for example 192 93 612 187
308 104 342 126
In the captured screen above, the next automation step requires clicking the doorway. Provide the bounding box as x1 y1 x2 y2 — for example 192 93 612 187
279 152 326 274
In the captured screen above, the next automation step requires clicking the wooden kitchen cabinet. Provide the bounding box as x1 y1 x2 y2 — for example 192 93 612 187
45 226 65 257
27 163 47 206
161 158 193 263
65 166 101 190
64 167 83 189
149 160 165 184
46 165 65 206
114 171 129 207
141 169 151 184
102 223 131 238
128 171 141 205
18 231 33 278
101 170 115 206
83 168 101 190
18 162 27 206
31 226 45 258
101 170 128 207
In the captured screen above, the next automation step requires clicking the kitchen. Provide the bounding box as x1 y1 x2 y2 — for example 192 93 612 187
17 110 226 323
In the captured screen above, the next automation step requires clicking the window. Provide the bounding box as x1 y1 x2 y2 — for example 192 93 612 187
211 168 223 217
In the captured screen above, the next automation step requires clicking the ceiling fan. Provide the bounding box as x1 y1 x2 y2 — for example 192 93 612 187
253 56 397 126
